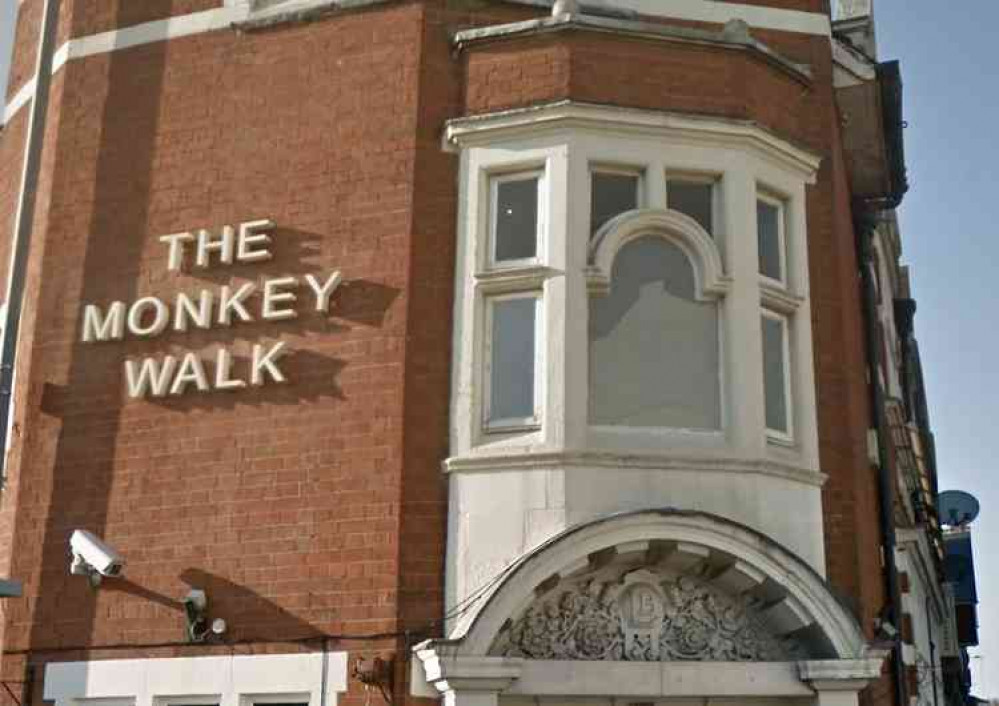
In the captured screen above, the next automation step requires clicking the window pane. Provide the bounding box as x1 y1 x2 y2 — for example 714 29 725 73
757 200 783 280
762 315 789 434
591 172 639 235
494 176 539 262
490 298 537 423
668 180 713 234
589 237 720 429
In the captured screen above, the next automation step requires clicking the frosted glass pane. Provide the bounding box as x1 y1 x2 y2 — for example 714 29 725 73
495 177 538 262
490 298 537 422
589 237 720 429
668 180 713 234
758 200 783 280
762 315 789 433
591 172 639 235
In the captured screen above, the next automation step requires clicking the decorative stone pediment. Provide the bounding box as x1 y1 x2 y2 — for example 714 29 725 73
491 555 810 662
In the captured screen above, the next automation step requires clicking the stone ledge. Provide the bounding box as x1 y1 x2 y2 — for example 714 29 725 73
453 14 813 86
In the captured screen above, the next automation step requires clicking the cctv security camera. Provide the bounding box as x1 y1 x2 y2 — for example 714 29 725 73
69 530 124 582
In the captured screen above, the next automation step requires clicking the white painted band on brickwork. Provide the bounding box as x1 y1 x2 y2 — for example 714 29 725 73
3 0 833 124
592 0 831 35
3 77 35 124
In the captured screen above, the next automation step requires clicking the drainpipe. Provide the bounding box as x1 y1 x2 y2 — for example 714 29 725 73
0 0 62 482
855 205 908 706
927 595 939 706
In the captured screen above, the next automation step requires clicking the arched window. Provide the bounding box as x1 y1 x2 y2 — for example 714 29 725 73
589 235 720 430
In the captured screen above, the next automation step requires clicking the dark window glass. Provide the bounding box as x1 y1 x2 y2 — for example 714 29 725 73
667 180 713 234
762 315 789 434
757 199 783 281
591 172 639 235
489 297 537 423
494 176 539 262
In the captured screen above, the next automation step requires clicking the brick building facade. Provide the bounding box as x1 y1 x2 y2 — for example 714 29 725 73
0 1 974 706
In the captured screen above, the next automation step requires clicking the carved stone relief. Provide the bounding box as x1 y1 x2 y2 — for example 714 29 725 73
491 561 808 662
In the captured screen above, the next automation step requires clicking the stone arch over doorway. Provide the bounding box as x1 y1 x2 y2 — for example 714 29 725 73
414 510 886 706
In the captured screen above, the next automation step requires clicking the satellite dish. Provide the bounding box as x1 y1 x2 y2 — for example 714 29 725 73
938 490 981 527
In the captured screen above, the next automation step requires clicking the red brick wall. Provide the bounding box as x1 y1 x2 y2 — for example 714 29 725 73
5 0 43 102
2 5 433 700
67 0 222 38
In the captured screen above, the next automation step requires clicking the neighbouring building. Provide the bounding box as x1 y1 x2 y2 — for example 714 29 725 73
0 0 981 706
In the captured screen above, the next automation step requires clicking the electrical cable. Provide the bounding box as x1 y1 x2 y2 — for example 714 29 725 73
5 558 526 657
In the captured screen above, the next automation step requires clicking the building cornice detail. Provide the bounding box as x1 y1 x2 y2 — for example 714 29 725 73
454 15 812 86
444 449 827 487
444 101 823 181
499 0 832 37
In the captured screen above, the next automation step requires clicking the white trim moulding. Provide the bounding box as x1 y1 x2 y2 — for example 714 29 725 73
8 0 393 123
503 0 832 36
3 0 832 124
2 77 35 125
453 14 813 86
445 101 823 181
443 449 828 487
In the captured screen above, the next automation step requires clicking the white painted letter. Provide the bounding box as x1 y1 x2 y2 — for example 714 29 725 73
174 290 214 332
196 225 235 268
170 352 210 395
237 220 274 263
262 276 298 321
159 231 195 271
127 297 170 338
217 282 256 326
251 341 288 386
214 348 246 391
81 302 126 342
304 271 343 313
125 356 177 398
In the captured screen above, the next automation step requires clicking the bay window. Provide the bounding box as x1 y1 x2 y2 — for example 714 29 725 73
446 103 820 474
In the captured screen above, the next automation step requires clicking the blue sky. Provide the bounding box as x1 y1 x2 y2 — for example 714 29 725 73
876 3 997 695
0 0 994 697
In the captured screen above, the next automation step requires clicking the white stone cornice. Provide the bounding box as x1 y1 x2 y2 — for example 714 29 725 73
444 101 823 181
761 279 806 314
452 14 812 86
444 449 827 487
798 654 888 685
416 648 524 694
499 0 832 37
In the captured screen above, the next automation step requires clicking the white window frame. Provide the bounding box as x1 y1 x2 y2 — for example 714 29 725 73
44 654 348 706
762 308 794 444
756 191 788 287
665 171 719 236
487 169 545 270
239 694 310 706
588 163 644 236
482 291 543 433
155 696 222 706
